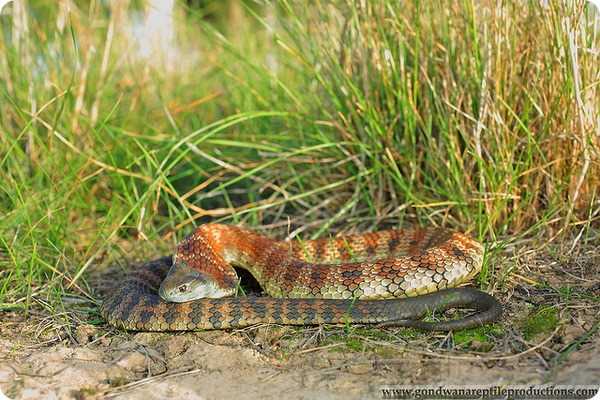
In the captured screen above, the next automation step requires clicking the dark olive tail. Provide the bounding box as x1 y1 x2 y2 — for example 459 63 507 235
381 287 502 331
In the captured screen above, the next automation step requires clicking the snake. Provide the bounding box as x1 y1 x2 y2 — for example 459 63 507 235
101 224 502 331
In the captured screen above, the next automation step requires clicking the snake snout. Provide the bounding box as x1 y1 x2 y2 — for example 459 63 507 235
159 259 237 302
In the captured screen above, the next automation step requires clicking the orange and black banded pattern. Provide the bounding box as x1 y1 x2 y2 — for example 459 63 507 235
101 225 502 331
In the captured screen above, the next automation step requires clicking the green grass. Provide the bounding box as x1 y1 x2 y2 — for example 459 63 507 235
552 321 600 366
320 324 504 353
0 0 599 320
521 306 560 341
322 326 403 353
452 324 504 351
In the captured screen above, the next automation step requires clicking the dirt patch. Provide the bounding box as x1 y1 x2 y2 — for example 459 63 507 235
1 327 598 400
1 244 598 399
1 328 356 399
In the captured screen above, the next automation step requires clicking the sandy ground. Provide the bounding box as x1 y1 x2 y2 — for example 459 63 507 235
1 244 598 399
0 324 598 400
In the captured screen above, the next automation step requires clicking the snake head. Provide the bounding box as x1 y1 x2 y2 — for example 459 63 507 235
158 258 236 302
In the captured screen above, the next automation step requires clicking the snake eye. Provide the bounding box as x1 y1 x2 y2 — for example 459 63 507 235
178 284 188 293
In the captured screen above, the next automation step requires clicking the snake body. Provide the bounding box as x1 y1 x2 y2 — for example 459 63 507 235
101 224 502 331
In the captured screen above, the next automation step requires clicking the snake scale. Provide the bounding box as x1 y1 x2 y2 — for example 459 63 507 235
101 224 502 331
